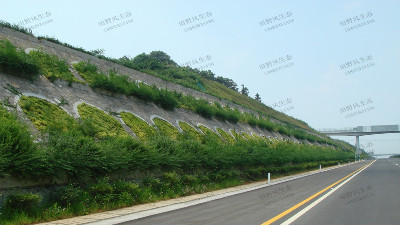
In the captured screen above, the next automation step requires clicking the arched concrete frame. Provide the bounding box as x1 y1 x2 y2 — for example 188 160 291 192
196 123 218 136
228 129 237 140
150 115 179 132
15 93 72 116
73 100 109 119
176 119 201 134
215 126 234 140
117 110 155 138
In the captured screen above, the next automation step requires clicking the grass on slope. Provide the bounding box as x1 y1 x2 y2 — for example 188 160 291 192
77 103 128 138
153 118 180 140
18 96 72 132
201 78 310 130
216 128 235 144
120 112 156 140
178 121 203 141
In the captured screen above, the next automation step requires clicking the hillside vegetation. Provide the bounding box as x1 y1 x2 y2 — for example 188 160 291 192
0 22 357 225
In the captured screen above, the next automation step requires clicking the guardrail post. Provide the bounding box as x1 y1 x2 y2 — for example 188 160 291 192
319 165 321 172
268 173 270 184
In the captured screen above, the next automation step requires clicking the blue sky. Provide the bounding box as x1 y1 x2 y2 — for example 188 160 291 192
1 0 399 155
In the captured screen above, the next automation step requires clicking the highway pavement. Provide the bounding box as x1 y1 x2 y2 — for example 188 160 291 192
108 159 399 225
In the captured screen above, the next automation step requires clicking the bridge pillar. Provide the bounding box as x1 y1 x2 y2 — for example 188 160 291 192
355 136 360 161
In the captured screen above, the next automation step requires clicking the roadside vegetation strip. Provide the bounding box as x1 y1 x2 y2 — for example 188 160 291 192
261 161 374 225
0 101 355 225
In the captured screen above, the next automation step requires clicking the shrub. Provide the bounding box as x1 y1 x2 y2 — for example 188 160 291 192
5 192 42 213
195 100 214 119
73 61 97 82
55 184 86 207
129 83 156 102
247 117 258 127
155 89 178 110
0 105 36 176
0 39 40 79
226 109 240 123
45 130 103 178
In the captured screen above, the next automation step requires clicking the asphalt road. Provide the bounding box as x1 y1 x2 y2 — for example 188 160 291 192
288 158 400 225
113 159 399 225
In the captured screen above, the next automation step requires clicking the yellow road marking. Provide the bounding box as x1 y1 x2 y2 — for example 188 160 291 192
261 161 374 225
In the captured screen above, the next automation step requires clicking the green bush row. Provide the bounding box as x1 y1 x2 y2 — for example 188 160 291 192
0 40 40 80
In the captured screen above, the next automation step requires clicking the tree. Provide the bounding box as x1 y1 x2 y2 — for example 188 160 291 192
149 51 177 66
255 93 261 102
241 84 249 96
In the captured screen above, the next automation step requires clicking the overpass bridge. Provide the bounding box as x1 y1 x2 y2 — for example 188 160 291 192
318 124 400 160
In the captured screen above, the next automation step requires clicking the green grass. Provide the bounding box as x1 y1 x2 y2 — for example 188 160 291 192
28 50 77 85
18 96 72 132
120 112 156 140
77 103 128 138
216 128 235 144
252 133 266 142
202 78 311 130
178 121 203 141
197 125 224 143
153 118 180 140
241 132 254 141
0 102 355 225
231 130 246 142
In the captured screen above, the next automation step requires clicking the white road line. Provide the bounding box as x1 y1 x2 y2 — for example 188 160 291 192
280 161 375 225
